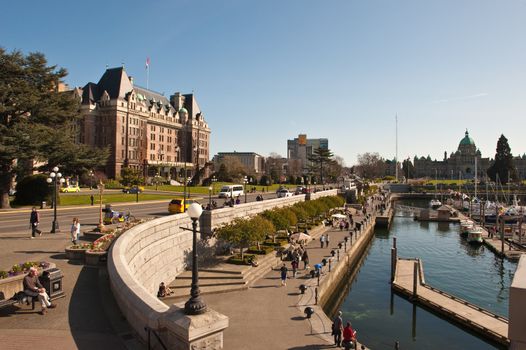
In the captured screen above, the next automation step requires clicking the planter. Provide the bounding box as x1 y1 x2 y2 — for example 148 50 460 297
85 250 107 266
65 247 87 261
0 263 56 300
83 231 107 241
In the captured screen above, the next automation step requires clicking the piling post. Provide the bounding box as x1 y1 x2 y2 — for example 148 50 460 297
337 249 340 261
500 216 506 255
393 236 397 250
391 248 396 283
328 259 332 272
412 261 418 300
315 287 318 305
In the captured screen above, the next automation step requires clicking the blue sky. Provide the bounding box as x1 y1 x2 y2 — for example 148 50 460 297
1 0 525 165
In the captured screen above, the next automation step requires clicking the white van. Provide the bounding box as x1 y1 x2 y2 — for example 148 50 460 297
218 185 244 198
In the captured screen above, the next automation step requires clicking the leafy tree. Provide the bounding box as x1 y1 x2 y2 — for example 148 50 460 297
308 148 334 185
402 158 414 180
487 134 518 184
0 49 106 208
13 174 52 205
121 167 143 186
216 163 229 182
259 174 271 186
216 217 272 259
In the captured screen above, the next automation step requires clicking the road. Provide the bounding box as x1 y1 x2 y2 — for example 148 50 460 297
0 191 280 236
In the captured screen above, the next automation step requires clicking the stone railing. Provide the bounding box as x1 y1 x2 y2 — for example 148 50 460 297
108 189 338 349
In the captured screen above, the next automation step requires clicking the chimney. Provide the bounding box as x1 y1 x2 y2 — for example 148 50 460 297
129 76 134 84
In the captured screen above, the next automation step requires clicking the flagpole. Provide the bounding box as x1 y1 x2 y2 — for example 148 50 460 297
395 113 399 181
146 65 149 90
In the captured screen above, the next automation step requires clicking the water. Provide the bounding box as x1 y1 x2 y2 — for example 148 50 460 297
333 202 517 350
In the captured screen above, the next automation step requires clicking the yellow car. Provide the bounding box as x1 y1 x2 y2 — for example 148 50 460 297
168 198 196 214
60 185 80 193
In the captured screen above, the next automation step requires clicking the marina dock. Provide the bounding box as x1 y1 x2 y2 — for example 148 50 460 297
392 257 510 347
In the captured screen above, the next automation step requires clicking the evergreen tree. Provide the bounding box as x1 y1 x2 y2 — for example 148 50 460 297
307 148 334 185
487 134 517 184
0 49 107 208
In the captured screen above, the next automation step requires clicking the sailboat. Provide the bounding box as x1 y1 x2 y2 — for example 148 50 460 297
429 169 442 209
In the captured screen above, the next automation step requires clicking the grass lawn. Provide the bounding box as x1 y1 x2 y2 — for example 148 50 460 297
144 182 295 194
60 193 177 206
426 179 469 185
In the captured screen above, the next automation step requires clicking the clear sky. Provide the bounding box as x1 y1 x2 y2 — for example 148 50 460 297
1 0 525 166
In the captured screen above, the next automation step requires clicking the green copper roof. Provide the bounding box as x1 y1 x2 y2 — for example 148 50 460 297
178 107 188 114
459 130 475 146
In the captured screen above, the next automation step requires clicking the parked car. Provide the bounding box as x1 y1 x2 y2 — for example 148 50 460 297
295 186 306 195
60 185 80 193
122 186 144 194
276 189 293 198
168 198 197 214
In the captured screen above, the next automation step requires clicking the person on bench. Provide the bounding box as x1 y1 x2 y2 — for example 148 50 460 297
23 267 56 315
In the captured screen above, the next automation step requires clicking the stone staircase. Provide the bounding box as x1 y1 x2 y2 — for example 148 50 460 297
164 251 282 301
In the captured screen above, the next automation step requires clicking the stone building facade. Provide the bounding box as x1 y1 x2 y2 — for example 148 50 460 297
212 152 266 175
78 67 210 180
287 134 329 173
412 130 491 180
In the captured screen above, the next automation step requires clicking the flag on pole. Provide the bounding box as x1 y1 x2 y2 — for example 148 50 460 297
145 57 150 70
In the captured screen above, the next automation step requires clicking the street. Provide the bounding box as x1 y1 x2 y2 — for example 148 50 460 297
0 191 280 236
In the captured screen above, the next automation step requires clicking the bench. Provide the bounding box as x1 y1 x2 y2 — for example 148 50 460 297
0 291 36 310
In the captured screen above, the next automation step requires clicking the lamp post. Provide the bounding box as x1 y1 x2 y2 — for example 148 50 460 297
243 176 248 203
208 186 212 209
176 145 188 208
184 203 207 315
89 170 94 190
211 175 217 195
97 181 105 231
46 166 64 233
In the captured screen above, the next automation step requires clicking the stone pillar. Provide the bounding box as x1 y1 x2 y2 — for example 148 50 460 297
509 255 526 350
161 303 229 350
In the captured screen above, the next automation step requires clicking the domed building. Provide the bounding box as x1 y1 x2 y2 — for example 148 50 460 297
412 130 490 180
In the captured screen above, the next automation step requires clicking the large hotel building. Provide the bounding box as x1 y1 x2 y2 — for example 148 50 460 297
77 67 210 180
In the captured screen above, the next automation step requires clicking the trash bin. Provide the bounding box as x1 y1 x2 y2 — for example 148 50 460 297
41 201 46 209
39 268 65 300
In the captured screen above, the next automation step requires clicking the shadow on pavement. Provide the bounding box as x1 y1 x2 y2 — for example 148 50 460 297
14 250 64 254
68 266 126 350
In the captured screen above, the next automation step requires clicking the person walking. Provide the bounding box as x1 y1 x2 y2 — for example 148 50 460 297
325 233 330 248
90 194 94 206
70 217 80 244
302 250 310 270
291 259 298 278
320 234 325 248
29 207 42 238
332 311 344 347
280 263 288 286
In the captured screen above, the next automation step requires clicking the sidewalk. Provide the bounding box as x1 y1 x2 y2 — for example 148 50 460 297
187 207 373 349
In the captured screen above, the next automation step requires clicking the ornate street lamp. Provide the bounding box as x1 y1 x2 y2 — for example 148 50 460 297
211 175 217 195
208 186 212 209
46 166 64 233
97 181 105 231
184 203 207 315
243 176 248 203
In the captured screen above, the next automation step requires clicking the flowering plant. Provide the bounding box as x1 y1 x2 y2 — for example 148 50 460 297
0 261 50 279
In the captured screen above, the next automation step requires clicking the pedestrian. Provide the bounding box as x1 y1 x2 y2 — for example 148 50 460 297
332 311 344 347
302 250 310 270
291 259 298 278
342 321 357 350
90 194 94 206
320 234 325 248
339 220 344 231
280 263 288 286
29 207 42 238
325 234 330 248
70 217 80 244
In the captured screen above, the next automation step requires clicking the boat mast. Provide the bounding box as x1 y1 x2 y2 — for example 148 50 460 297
395 114 399 182
475 156 478 200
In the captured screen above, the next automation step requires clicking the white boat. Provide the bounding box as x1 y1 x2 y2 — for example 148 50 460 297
460 220 474 235
430 199 442 210
467 226 483 244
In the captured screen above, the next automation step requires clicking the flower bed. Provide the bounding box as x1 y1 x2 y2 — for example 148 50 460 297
0 262 54 302
64 219 147 265
0 261 50 280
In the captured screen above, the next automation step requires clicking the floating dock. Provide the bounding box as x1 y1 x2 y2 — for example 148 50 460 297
392 257 509 347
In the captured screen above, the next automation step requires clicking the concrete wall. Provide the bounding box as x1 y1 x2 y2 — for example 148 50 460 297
108 189 338 348
509 255 526 350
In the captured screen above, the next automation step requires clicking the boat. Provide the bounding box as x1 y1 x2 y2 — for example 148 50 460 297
430 199 442 210
460 220 474 235
467 226 484 244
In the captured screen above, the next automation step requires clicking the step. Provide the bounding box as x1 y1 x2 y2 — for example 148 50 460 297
175 271 244 280
161 283 249 301
199 267 245 275
169 278 246 289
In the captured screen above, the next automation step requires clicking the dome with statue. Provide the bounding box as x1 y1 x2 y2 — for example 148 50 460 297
459 130 475 147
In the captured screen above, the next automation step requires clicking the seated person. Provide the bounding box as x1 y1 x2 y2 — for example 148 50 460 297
23 267 56 315
342 321 357 350
157 282 173 297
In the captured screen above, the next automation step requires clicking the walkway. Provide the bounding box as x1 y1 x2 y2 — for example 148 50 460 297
393 258 509 346
167 206 376 349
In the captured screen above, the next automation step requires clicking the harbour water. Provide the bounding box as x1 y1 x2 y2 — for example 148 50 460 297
332 201 517 350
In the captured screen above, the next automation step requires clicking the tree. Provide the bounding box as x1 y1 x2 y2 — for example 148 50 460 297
308 148 334 185
0 49 106 208
402 158 414 181
487 134 518 184
355 152 386 179
121 167 144 186
216 216 273 259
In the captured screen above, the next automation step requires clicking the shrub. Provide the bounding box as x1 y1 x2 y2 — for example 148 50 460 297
227 254 256 265
261 210 289 231
13 174 53 205
247 245 274 255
